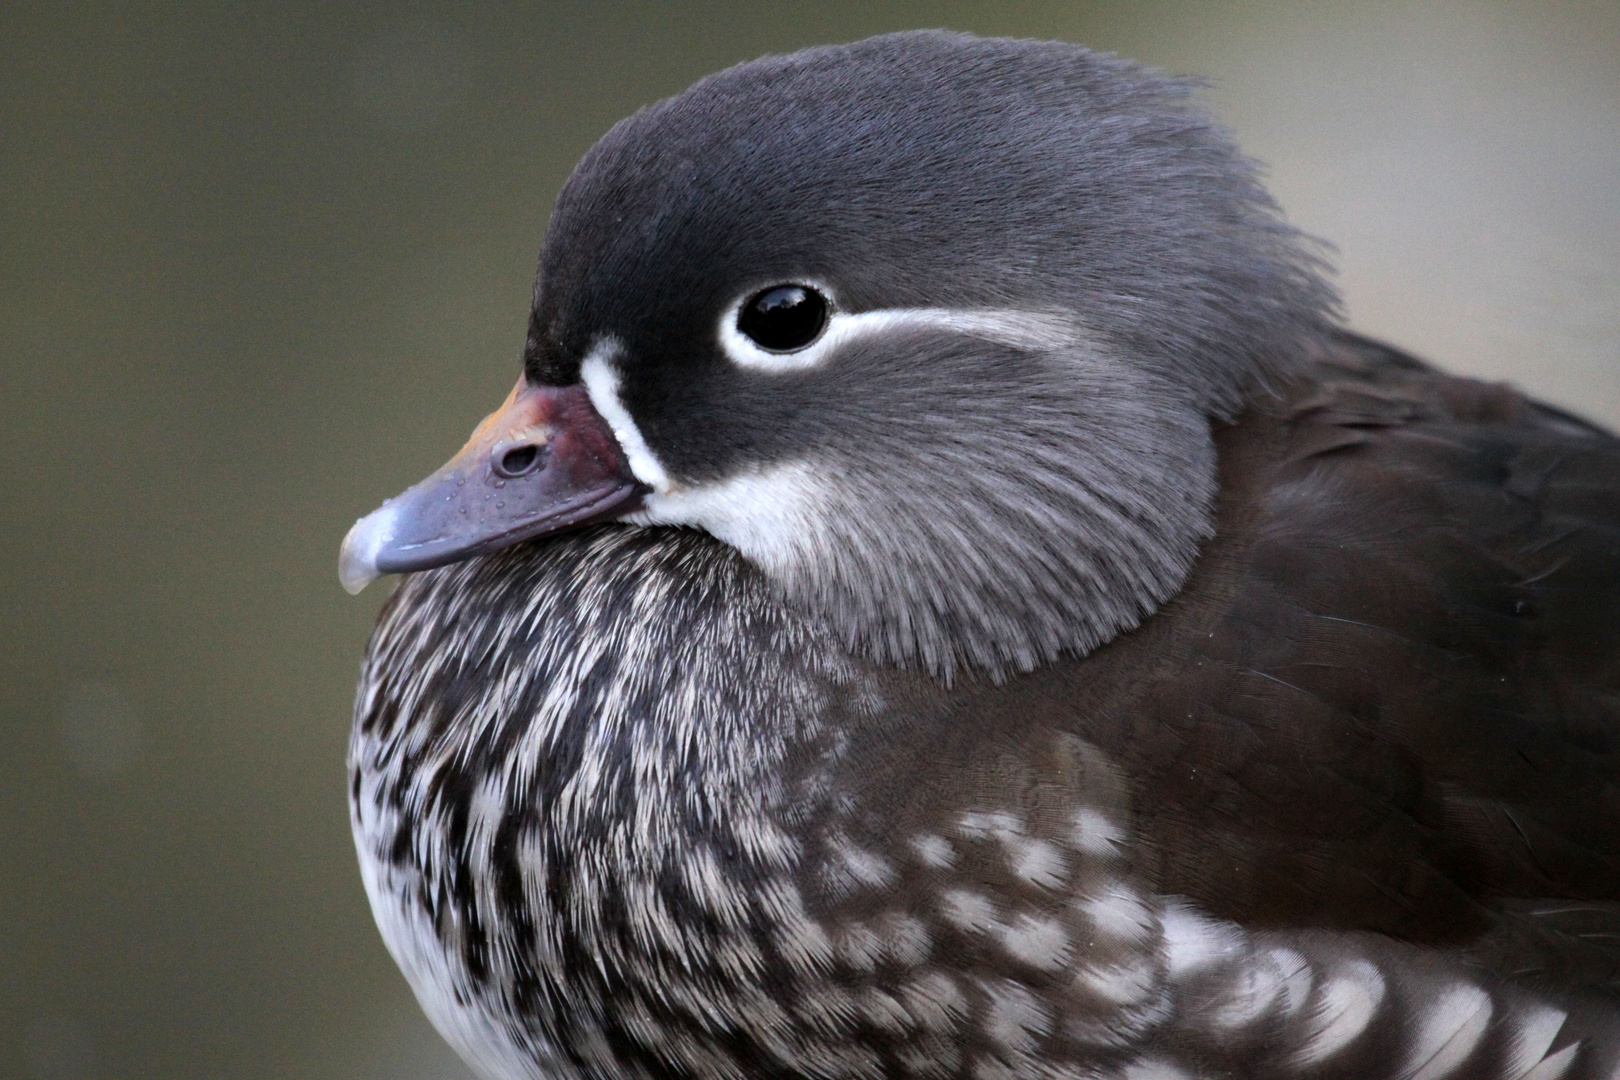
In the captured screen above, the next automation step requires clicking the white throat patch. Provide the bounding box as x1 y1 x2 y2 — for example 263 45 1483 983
628 463 830 581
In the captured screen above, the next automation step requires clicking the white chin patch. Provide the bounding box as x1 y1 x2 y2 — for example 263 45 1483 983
581 338 827 570
628 462 829 579
719 300 1077 374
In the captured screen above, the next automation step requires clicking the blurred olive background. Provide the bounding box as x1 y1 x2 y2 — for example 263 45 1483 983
2 2 1616 1077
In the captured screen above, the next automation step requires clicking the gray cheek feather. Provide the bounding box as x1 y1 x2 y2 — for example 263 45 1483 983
777 335 1219 682
351 527 1609 1080
639 328 1221 682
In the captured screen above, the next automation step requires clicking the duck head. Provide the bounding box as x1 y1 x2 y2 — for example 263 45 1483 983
340 30 1337 680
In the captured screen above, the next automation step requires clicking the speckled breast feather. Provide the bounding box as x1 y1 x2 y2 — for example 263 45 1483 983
351 343 1620 1080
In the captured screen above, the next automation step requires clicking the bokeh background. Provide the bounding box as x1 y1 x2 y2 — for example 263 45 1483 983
3 2 1616 1077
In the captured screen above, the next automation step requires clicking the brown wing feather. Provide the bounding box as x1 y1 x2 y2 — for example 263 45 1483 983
974 333 1620 986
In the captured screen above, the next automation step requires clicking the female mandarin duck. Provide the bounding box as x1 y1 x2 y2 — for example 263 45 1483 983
339 31 1620 1080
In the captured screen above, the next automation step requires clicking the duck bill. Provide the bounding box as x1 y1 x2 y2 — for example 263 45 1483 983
338 379 646 594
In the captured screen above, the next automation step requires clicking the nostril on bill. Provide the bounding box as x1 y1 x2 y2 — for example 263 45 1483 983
493 443 545 479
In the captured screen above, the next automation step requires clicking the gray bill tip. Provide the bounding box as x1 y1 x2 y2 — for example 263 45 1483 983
338 502 396 595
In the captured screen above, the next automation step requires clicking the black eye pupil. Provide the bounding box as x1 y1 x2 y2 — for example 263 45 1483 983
737 285 829 352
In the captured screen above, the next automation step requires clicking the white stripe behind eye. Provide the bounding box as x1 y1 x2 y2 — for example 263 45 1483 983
580 342 673 495
584 303 1075 491
718 302 1078 373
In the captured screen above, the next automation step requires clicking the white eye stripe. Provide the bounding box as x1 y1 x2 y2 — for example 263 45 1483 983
719 301 1078 373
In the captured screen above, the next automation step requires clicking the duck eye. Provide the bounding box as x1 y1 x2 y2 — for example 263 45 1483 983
736 285 829 352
